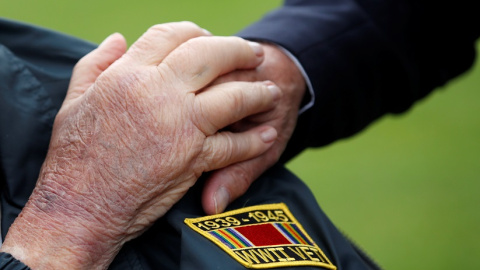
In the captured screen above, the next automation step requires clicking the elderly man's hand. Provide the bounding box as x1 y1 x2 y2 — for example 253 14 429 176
0 22 280 269
202 43 306 214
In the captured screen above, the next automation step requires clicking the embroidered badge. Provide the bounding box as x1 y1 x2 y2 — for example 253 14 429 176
184 203 336 269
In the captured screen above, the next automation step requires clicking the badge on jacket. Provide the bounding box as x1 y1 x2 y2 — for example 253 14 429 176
185 203 336 269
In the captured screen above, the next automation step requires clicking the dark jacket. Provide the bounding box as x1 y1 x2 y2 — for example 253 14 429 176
239 0 479 161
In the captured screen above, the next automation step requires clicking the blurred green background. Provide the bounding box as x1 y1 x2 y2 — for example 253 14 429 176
2 1 479 269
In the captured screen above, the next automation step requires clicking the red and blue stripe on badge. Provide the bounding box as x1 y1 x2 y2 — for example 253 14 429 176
209 222 314 249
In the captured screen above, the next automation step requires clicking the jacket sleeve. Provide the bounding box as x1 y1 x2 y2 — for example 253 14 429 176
238 0 479 161
0 253 30 270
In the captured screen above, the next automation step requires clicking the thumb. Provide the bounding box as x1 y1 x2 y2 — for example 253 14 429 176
202 152 279 215
65 33 127 105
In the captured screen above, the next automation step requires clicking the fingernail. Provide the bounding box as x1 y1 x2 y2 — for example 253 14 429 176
214 186 230 214
248 41 264 57
260 127 277 143
202 28 212 36
266 83 281 101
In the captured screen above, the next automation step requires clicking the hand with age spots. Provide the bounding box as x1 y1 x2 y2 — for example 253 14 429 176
0 22 280 270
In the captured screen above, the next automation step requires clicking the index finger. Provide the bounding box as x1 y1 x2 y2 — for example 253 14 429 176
159 36 264 93
193 81 281 135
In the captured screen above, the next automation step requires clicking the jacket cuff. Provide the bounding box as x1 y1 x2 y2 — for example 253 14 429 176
0 253 30 270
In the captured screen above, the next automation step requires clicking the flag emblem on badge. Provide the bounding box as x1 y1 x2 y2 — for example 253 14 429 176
184 203 336 269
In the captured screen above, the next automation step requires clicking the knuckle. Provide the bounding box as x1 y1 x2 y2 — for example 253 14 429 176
170 37 209 70
181 36 208 51
177 38 196 52
146 24 178 40
192 99 218 134
158 59 178 77
97 67 141 96
144 22 202 46
148 23 172 33
201 142 214 163
225 87 246 117
222 134 236 161
227 135 238 154
178 21 201 30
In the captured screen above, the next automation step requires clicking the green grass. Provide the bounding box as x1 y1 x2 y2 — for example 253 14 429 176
2 1 479 269
2 0 281 43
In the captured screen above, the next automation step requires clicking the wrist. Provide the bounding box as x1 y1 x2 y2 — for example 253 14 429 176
1 203 120 270
0 174 124 270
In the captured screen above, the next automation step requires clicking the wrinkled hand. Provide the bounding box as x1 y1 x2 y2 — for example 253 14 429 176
0 23 280 269
202 43 306 214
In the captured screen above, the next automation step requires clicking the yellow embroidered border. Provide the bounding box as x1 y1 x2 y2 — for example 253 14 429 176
184 203 337 269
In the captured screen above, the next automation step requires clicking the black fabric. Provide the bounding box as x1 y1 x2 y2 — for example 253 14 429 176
0 253 30 270
109 165 381 269
238 0 479 161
